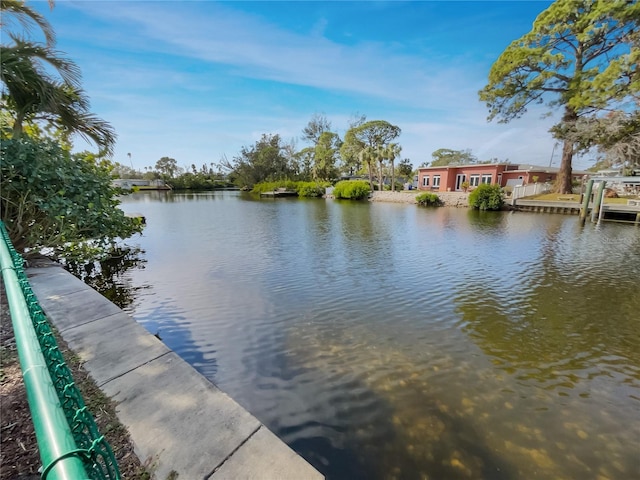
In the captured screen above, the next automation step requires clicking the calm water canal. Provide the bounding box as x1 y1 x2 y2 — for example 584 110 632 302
116 191 639 480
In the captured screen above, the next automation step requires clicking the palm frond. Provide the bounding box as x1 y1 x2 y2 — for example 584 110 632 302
0 0 55 46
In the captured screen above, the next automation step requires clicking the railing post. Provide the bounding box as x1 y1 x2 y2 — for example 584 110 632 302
0 234 89 480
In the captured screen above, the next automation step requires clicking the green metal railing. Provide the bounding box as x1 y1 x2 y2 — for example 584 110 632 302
0 221 120 480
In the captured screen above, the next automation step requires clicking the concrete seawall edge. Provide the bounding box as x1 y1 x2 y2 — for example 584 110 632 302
26 260 323 480
369 190 470 206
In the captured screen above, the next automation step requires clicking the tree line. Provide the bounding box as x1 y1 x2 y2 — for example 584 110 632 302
116 115 415 192
219 116 413 191
219 0 639 194
146 0 640 195
125 143 508 191
1 0 638 262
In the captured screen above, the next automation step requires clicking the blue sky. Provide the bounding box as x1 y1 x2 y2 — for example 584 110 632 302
32 0 593 172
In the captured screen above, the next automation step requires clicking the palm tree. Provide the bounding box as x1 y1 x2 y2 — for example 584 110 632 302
1 36 81 135
44 84 116 154
1 0 56 46
376 145 385 192
1 34 116 153
348 120 401 192
358 145 375 191
384 143 402 192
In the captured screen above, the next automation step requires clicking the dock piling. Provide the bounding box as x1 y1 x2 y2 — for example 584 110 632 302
591 181 606 223
579 179 594 225
598 188 606 224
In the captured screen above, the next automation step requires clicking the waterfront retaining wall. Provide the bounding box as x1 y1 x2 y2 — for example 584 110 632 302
369 191 469 207
26 260 323 480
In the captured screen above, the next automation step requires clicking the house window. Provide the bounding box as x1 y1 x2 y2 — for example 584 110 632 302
422 175 429 187
481 174 492 184
433 175 441 188
469 174 480 187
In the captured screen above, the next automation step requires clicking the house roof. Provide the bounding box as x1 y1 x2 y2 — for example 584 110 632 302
418 162 507 171
418 162 590 175
510 164 591 175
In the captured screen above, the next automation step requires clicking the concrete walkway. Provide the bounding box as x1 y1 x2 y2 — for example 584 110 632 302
26 261 323 480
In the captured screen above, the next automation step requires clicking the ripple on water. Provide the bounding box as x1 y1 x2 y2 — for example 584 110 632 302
119 194 640 480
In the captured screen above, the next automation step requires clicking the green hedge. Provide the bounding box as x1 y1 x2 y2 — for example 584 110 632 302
251 181 299 194
468 184 504 210
0 137 143 261
251 180 330 197
415 192 442 207
297 181 330 197
332 180 371 200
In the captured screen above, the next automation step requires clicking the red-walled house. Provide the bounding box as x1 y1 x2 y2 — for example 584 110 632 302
417 163 587 192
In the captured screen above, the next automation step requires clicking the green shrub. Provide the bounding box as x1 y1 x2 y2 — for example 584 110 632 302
251 181 297 194
1 137 143 260
468 184 504 210
251 182 277 193
297 182 329 198
333 180 371 200
252 180 330 197
415 192 442 207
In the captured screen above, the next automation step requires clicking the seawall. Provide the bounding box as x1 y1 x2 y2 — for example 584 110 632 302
26 260 323 480
369 190 469 207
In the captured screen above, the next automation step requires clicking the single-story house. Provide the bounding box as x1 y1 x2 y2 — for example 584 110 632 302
417 163 588 192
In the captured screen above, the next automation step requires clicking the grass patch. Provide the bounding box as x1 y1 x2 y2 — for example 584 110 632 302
530 193 580 201
602 197 637 204
529 193 636 204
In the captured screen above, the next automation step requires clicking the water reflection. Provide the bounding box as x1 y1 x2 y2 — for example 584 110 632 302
466 209 507 230
122 190 238 203
453 218 640 479
134 299 218 379
114 193 640 480
65 245 147 309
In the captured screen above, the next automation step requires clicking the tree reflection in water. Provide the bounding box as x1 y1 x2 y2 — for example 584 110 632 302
65 246 147 309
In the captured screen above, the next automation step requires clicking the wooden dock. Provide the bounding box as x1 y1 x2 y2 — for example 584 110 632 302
260 189 298 198
513 199 640 224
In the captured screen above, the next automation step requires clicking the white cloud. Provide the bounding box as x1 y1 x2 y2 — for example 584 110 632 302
67 1 485 110
57 2 583 171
